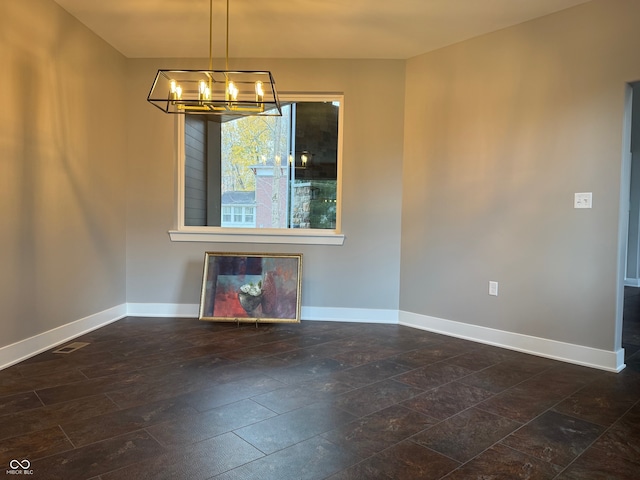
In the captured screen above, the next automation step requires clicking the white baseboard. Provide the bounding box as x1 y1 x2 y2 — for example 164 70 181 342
624 278 640 287
399 311 625 373
124 303 399 324
0 305 126 371
126 303 200 318
301 306 398 324
0 304 625 374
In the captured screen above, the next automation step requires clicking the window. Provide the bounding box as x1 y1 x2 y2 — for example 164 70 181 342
244 207 254 223
219 191 256 228
172 94 344 245
222 206 232 223
221 206 256 227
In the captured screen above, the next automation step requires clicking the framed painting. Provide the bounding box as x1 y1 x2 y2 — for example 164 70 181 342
198 252 302 323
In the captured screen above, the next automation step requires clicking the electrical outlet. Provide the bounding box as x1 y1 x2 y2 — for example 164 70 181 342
489 281 498 296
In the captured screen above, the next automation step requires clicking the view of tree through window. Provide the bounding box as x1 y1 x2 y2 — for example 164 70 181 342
183 98 340 230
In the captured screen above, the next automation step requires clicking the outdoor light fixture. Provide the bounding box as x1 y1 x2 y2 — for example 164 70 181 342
147 0 281 118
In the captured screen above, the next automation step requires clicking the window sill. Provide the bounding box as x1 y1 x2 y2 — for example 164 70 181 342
168 228 345 245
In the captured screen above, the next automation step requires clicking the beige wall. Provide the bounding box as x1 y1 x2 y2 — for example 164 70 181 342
0 0 127 348
125 58 405 310
401 0 640 351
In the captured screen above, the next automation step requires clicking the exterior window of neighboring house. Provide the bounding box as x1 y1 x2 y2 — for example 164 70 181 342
222 205 256 227
220 192 257 227
175 94 344 245
244 207 254 223
222 207 232 223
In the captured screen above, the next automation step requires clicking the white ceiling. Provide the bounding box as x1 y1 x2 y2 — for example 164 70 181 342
52 0 592 60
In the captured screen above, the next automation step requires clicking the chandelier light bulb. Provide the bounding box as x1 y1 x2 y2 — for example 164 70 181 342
170 80 182 100
227 81 239 101
198 80 212 101
255 81 264 102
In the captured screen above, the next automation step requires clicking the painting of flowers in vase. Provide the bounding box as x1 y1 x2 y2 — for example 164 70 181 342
199 253 302 323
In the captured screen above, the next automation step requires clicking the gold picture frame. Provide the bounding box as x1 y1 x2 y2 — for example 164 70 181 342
198 252 302 323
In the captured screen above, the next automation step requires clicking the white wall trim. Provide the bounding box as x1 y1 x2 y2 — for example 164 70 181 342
126 303 200 318
399 311 625 373
125 303 399 324
0 305 126 371
301 306 398 324
624 278 640 287
0 304 625 373
168 229 346 246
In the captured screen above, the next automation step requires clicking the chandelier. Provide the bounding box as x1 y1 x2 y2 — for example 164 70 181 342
147 0 281 119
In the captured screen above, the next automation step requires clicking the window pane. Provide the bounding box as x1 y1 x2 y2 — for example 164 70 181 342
182 96 341 231
222 206 231 222
233 207 243 222
245 207 254 223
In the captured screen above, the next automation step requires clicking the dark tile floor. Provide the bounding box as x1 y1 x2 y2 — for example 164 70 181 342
0 310 639 480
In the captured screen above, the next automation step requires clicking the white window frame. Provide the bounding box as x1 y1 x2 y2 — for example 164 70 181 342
222 206 232 223
243 206 254 224
169 93 345 245
221 205 257 228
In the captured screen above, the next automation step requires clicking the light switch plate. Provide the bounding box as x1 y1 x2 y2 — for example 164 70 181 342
574 192 592 209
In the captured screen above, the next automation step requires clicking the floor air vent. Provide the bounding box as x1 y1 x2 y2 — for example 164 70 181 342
52 342 90 354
